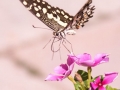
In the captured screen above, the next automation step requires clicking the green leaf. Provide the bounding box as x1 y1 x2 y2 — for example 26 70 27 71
106 85 119 90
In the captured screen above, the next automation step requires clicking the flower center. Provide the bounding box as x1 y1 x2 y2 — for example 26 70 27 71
98 83 102 86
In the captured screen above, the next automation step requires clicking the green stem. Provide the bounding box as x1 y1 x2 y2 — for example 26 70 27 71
87 67 92 88
67 75 76 84
68 75 86 90
79 83 86 90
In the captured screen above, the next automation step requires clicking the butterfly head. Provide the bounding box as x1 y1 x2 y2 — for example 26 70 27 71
53 31 65 40
53 32 59 37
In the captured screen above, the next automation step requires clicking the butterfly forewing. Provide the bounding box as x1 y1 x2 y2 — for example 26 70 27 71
20 0 73 31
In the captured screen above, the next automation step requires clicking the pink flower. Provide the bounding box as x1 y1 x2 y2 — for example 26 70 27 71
45 56 75 81
70 53 109 67
90 72 118 90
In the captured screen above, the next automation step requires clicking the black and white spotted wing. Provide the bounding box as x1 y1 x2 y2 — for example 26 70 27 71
20 0 73 32
20 0 95 34
70 0 95 29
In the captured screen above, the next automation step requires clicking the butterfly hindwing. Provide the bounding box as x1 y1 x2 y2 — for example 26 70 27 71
71 0 95 29
20 0 73 31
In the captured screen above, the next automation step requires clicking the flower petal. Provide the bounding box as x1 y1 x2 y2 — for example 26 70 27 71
102 72 118 85
62 55 75 77
67 55 75 66
92 54 109 67
45 74 64 81
90 82 98 90
70 53 109 67
99 86 106 90
78 60 95 67
54 64 68 74
70 53 92 66
76 53 93 66
90 76 101 89
94 76 101 85
76 53 91 62
64 70 72 78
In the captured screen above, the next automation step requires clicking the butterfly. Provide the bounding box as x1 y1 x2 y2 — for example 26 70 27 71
19 0 95 52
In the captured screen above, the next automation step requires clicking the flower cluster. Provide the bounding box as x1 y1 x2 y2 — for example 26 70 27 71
45 53 118 90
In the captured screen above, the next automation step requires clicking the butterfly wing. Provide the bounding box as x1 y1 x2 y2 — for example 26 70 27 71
70 0 95 29
19 0 73 32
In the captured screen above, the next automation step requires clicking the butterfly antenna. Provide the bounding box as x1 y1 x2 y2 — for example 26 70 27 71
32 25 52 31
43 38 52 49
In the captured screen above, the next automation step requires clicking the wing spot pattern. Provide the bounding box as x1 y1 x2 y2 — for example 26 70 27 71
42 8 47 14
37 0 40 3
42 1 45 4
61 11 64 15
64 15 68 18
56 9 60 13
36 13 41 17
38 6 42 10
23 1 27 5
33 3 37 6
47 13 53 19
47 6 51 9
28 5 33 10
34 7 39 11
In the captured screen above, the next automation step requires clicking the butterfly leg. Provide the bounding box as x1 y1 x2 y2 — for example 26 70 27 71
51 37 61 52
62 38 74 55
43 38 52 49
62 39 71 53
51 39 62 60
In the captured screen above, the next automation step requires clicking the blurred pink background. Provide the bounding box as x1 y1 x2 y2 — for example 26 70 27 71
0 0 120 90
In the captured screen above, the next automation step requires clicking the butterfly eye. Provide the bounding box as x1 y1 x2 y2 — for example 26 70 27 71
53 32 59 36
